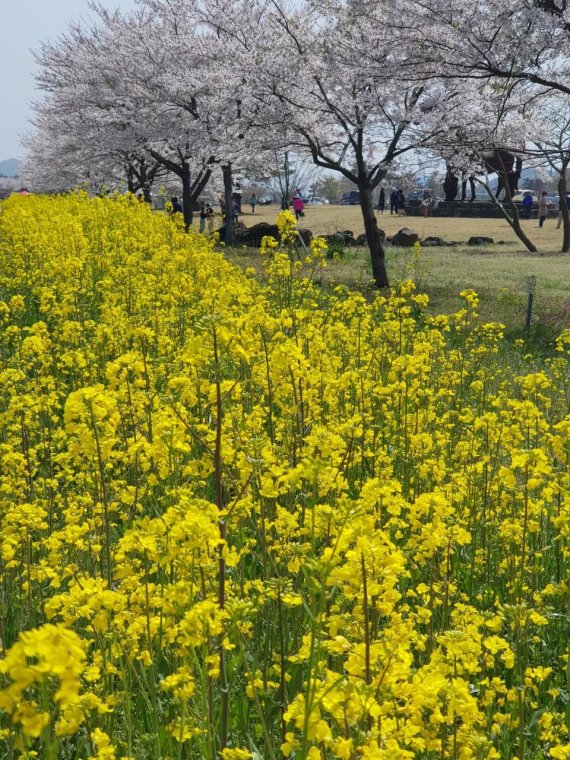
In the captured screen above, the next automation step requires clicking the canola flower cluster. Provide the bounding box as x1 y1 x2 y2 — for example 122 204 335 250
0 193 569 760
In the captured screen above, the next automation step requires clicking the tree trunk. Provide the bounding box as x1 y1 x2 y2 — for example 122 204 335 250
223 164 235 247
126 165 135 194
502 183 538 253
181 162 193 232
139 159 152 204
358 183 389 288
558 173 570 253
480 180 538 254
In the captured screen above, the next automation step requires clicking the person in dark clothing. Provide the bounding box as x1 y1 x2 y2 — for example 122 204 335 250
397 189 406 214
538 192 548 227
557 195 570 228
206 205 215 232
170 196 183 213
377 187 385 214
390 189 399 214
199 203 207 232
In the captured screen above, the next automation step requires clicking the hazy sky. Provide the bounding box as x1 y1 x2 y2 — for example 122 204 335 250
1 0 138 159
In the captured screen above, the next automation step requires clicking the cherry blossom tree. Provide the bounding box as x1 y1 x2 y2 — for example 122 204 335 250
388 0 570 98
32 2 257 233
201 0 456 287
31 9 168 198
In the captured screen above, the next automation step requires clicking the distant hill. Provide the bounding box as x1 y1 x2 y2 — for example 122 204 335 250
0 159 22 178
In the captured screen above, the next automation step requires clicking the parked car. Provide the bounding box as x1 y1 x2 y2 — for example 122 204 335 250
340 191 360 205
407 189 432 201
259 196 273 205
511 189 537 203
307 196 330 205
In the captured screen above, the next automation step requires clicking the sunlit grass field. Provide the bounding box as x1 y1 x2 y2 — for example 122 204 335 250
240 203 566 250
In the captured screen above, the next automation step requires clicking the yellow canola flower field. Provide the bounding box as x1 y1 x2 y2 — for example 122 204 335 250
0 193 570 760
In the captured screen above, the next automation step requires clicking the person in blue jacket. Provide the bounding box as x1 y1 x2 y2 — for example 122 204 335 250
522 192 533 220
390 189 399 215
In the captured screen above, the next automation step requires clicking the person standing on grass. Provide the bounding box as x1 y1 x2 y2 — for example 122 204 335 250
522 191 533 220
199 203 207 232
390 189 398 214
377 187 385 214
206 205 215 232
249 193 257 213
538 192 548 227
397 189 406 215
292 194 305 221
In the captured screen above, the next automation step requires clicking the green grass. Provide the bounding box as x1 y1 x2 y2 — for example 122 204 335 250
224 242 570 351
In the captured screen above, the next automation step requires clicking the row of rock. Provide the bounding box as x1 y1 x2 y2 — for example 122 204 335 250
360 229 497 247
218 222 498 249
322 228 498 248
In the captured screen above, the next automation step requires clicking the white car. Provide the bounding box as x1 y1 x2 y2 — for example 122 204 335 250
308 196 330 205
511 189 537 203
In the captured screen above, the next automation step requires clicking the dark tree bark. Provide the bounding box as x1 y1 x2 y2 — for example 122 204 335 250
222 164 235 247
558 172 570 253
126 165 136 194
181 162 193 231
358 183 389 288
132 157 158 204
148 149 213 232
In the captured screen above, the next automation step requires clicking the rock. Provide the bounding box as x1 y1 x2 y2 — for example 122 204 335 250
355 229 385 246
468 236 495 245
391 228 420 247
237 222 280 247
421 236 447 247
297 228 313 246
323 231 356 247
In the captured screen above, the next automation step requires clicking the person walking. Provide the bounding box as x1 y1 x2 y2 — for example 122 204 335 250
292 194 305 221
377 187 385 214
538 192 548 227
199 203 207 232
420 197 429 218
522 191 533 220
390 189 398 215
249 193 257 213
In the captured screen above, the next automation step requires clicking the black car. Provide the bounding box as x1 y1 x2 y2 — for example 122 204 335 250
340 191 360 205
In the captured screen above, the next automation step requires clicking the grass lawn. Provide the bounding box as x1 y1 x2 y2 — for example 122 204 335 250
223 204 570 344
